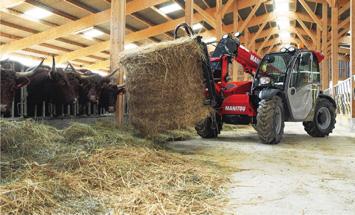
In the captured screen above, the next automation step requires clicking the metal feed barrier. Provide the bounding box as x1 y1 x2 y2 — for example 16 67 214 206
324 75 355 118
2 87 128 120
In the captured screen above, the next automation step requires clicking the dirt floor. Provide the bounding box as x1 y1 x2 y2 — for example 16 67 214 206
167 122 355 215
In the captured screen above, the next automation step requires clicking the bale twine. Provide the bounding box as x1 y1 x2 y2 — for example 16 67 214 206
120 38 210 136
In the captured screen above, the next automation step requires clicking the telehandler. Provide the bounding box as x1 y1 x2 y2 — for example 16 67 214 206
174 23 336 144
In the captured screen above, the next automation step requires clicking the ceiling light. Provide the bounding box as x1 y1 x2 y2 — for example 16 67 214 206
192 23 204 31
203 37 217 43
279 31 291 42
274 0 289 16
76 27 104 39
276 17 290 30
23 8 52 21
124 43 139 50
159 3 182 14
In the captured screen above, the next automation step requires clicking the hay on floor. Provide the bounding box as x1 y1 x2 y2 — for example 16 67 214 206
120 37 210 136
0 120 229 214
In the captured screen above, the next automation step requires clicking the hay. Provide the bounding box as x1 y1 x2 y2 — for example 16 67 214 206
0 120 229 214
121 37 210 136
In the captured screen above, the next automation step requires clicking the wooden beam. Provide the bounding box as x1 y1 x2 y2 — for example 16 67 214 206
238 0 263 33
110 0 125 125
299 0 323 30
185 0 193 26
322 2 329 90
297 19 316 44
351 0 355 118
0 0 24 10
221 0 235 17
247 21 267 47
331 5 339 89
232 0 238 81
216 0 223 39
193 3 217 28
295 29 312 49
0 0 166 56
257 29 273 55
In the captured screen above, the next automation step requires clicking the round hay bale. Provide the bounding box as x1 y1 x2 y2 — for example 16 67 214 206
120 38 210 136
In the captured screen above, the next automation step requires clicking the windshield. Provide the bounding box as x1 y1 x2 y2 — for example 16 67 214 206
255 52 293 88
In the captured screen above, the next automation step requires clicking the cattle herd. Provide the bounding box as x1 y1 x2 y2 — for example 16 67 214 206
0 56 125 118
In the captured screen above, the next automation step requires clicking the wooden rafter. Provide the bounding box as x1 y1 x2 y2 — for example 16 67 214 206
0 0 25 10
238 0 263 33
299 0 323 30
0 0 167 56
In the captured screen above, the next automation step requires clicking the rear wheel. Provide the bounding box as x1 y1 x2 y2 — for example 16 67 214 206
256 96 285 144
195 113 222 138
303 98 336 137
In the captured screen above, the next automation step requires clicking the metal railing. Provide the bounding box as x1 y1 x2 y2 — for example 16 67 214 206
324 75 354 117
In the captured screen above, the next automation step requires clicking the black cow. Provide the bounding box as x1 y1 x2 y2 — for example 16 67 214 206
99 83 125 113
65 64 121 115
0 59 44 115
26 56 77 116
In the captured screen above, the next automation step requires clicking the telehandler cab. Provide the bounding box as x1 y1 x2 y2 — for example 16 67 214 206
174 23 336 144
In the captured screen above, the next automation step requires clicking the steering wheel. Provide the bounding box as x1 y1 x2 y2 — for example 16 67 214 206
174 23 194 39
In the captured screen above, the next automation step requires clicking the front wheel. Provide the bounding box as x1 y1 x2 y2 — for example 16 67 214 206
256 96 285 144
303 98 336 137
195 114 222 138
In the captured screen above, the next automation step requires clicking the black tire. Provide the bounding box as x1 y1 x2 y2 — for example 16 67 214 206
256 96 285 144
303 98 336 137
195 114 222 138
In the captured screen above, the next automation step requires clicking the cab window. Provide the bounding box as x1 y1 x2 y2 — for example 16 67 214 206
290 52 319 88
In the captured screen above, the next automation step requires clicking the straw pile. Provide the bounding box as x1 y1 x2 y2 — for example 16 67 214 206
0 120 229 214
121 37 210 136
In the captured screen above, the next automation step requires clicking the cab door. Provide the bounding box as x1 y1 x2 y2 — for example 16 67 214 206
287 52 320 121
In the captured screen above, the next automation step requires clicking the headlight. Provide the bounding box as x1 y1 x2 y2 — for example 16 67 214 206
259 77 271 85
222 34 228 39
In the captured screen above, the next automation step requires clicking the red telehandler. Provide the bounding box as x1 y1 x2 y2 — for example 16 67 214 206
174 23 336 144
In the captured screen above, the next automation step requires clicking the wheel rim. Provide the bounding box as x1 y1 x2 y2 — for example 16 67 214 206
317 107 331 130
274 106 282 134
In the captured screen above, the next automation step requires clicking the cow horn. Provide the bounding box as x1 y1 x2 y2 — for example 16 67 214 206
64 61 77 73
16 58 45 78
105 68 119 79
48 55 56 79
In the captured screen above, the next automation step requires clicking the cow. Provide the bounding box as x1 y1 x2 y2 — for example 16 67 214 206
65 64 122 115
99 83 125 113
0 59 44 116
26 56 77 116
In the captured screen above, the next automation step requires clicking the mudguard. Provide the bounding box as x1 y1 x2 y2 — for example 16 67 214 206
318 94 336 108
258 88 282 100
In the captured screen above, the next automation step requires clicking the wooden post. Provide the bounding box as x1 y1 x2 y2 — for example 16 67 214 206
322 2 329 90
111 0 125 125
216 0 223 39
232 0 239 81
331 4 339 94
244 29 250 81
185 0 193 26
351 0 355 118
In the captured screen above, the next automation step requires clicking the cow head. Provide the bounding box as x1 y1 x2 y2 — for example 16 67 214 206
0 59 44 114
47 56 77 105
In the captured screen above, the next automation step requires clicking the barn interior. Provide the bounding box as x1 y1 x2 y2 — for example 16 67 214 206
1 0 355 214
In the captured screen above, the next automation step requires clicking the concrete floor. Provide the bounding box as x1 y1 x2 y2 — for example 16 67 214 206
167 122 355 215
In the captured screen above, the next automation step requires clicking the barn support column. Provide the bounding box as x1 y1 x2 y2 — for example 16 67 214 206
321 2 329 90
111 0 125 125
216 0 223 39
185 0 193 26
232 0 239 81
331 4 339 95
351 0 355 118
